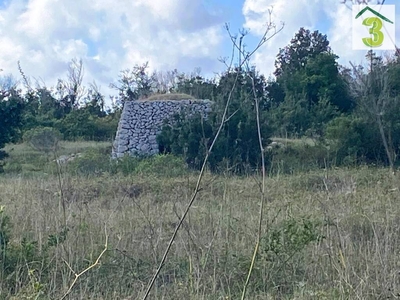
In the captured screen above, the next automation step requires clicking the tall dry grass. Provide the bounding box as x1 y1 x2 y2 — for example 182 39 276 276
0 164 399 299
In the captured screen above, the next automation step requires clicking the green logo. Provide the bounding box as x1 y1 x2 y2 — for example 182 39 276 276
355 6 393 48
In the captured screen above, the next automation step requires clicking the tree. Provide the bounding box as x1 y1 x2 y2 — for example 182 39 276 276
265 77 285 109
274 27 330 77
0 88 24 168
158 67 272 173
173 71 217 100
348 51 400 172
302 52 353 112
56 58 86 110
110 62 156 101
81 82 106 118
268 28 353 137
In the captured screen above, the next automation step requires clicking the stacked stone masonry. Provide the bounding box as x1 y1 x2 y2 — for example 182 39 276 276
112 99 213 158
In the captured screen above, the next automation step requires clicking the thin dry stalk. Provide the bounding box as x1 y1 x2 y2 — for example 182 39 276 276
60 226 108 300
240 71 267 299
53 149 67 228
141 63 241 300
232 8 282 299
141 8 283 299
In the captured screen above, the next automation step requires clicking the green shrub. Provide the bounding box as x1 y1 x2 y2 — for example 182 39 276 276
269 143 330 174
23 127 62 154
324 116 385 166
157 69 273 175
67 147 113 176
113 155 141 176
157 110 271 174
67 147 189 177
260 216 324 297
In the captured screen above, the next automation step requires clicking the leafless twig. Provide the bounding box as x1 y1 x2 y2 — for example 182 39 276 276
60 226 108 300
141 7 283 300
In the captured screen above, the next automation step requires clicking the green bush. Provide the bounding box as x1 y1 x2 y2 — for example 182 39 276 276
157 69 273 175
54 109 118 142
269 142 330 174
260 216 324 297
23 127 62 154
114 154 189 177
157 108 271 174
67 147 189 177
67 147 114 175
324 116 384 165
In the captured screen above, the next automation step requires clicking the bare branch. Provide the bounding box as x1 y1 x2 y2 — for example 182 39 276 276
17 61 33 93
141 6 282 300
60 226 108 300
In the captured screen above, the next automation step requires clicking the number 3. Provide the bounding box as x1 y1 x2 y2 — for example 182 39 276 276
362 17 384 47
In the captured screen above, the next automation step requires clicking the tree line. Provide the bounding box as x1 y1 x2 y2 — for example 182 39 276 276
1 27 400 173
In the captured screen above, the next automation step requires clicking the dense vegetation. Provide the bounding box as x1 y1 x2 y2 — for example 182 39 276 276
1 24 400 299
2 28 399 174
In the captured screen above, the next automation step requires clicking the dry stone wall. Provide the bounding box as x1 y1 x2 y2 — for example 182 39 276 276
112 99 212 158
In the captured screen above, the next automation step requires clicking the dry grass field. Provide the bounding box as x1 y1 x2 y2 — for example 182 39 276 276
1 142 400 299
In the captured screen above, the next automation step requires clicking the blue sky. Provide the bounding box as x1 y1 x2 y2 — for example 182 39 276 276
0 0 399 107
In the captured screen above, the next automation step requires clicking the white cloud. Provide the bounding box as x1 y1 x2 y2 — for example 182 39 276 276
326 2 399 67
0 0 227 107
2 0 398 108
242 0 328 78
242 0 399 78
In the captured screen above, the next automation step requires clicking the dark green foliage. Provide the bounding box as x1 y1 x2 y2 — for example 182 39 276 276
157 68 272 174
265 77 285 108
57 109 98 141
268 28 353 138
260 216 324 297
0 90 24 146
21 88 70 132
274 27 330 77
325 115 386 165
172 74 217 100
0 88 25 169
54 108 117 141
0 207 11 251
302 52 353 112
67 147 114 175
324 51 400 168
157 112 213 170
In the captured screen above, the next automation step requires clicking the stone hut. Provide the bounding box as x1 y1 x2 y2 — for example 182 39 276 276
112 98 212 158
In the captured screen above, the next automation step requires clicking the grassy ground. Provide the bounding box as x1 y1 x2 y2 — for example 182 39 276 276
1 142 400 299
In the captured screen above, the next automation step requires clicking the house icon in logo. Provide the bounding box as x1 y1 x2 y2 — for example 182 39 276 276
355 6 393 24
354 6 394 48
